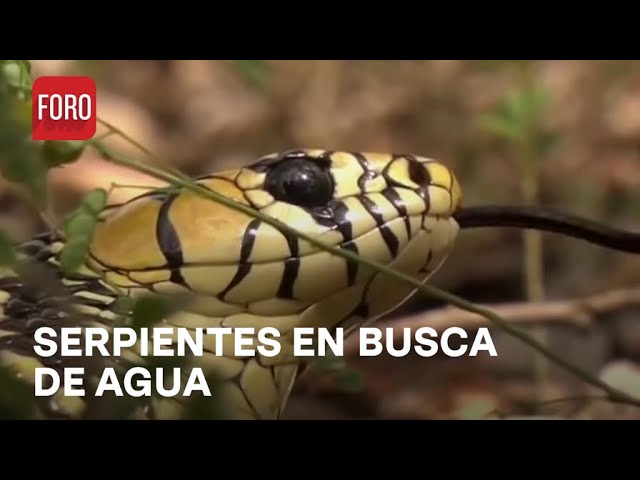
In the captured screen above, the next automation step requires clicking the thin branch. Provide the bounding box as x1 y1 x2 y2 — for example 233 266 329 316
96 117 189 181
345 285 640 345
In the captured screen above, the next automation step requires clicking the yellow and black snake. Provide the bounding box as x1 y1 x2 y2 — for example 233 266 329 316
0 148 639 420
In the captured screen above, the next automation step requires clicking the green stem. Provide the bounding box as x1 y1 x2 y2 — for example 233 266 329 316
96 117 189 181
515 60 548 409
87 139 640 410
516 62 546 302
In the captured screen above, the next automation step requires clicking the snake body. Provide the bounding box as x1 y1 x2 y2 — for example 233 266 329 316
0 149 462 419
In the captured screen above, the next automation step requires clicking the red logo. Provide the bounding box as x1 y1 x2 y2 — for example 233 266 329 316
32 76 97 141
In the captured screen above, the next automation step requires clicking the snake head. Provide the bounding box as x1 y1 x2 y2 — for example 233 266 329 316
87 150 462 320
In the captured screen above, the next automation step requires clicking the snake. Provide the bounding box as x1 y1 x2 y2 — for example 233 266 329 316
1 148 639 420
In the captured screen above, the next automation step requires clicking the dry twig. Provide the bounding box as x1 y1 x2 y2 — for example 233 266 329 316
344 285 640 355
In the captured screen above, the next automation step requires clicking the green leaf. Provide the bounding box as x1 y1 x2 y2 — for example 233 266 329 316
41 140 87 168
481 84 552 152
10 95 32 131
64 211 97 238
504 86 549 127
0 88 48 208
1 60 33 76
110 296 136 316
59 188 108 274
1 62 21 88
16 60 32 76
478 112 523 142
1 61 33 100
523 85 549 120
62 188 108 234
0 230 16 266
79 188 108 216
130 295 174 331
59 236 91 276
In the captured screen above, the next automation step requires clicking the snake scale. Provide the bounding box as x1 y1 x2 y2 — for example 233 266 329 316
1 148 639 420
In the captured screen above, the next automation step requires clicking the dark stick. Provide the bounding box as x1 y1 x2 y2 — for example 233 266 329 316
453 205 640 254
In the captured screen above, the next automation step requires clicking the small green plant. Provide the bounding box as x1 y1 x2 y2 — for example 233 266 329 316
478 61 557 301
478 60 560 409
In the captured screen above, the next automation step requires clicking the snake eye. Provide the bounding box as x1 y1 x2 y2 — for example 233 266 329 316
264 157 334 208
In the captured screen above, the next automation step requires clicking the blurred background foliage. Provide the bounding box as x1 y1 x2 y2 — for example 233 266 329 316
1 60 640 419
